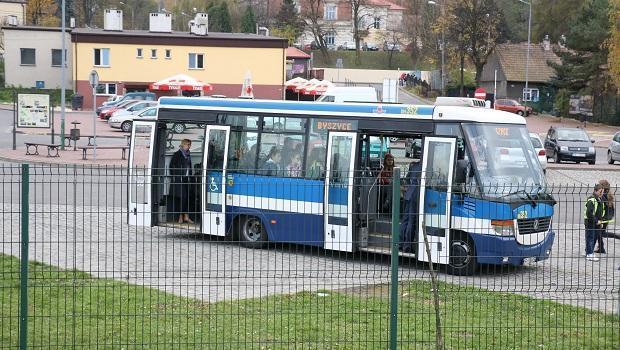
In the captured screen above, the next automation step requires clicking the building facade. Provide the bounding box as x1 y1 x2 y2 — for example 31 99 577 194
72 26 288 108
2 26 72 89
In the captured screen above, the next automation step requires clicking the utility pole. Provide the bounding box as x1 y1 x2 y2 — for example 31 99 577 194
519 0 532 110
60 0 66 150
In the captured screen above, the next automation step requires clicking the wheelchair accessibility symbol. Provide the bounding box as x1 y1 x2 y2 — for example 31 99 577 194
209 177 219 192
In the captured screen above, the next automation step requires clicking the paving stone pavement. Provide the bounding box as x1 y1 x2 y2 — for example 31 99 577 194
1 203 618 314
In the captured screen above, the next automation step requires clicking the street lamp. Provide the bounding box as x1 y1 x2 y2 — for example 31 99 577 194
519 0 532 109
428 0 446 96
119 2 134 30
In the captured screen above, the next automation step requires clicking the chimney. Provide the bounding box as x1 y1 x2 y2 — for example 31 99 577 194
149 12 172 33
543 34 551 51
558 34 567 48
104 9 123 31
70 17 76 28
189 13 208 35
6 15 17 26
257 26 270 36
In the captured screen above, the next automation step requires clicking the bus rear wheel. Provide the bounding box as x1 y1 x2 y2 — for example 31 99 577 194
237 215 267 249
446 232 478 276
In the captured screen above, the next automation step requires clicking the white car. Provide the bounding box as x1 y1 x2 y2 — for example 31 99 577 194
529 132 547 172
108 106 157 132
110 100 157 119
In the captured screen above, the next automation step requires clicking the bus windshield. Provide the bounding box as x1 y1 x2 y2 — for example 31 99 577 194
463 123 544 198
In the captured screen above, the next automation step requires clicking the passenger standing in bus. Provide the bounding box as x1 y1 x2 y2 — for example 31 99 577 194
378 153 395 213
261 147 282 176
170 139 194 224
306 147 326 179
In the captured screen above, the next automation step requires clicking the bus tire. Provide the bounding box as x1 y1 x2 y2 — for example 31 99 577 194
237 215 267 249
446 232 478 276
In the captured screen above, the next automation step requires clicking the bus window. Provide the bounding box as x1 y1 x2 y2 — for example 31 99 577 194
228 131 258 173
306 119 328 179
258 117 306 177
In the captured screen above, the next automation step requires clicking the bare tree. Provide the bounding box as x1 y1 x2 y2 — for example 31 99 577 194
302 0 331 61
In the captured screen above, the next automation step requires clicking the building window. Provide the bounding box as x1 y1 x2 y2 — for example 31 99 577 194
373 17 380 29
51 49 65 67
325 4 336 20
95 83 117 95
136 48 143 58
94 48 110 66
165 49 171 59
189 53 204 69
151 49 157 59
20 48 36 65
523 88 540 102
325 31 335 45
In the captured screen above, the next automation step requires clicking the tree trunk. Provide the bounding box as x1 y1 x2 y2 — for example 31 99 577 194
460 52 465 97
475 62 484 86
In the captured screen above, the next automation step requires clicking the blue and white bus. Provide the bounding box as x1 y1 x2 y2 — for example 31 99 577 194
127 97 556 275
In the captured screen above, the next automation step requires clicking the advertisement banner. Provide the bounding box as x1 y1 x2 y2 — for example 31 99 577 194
17 94 50 128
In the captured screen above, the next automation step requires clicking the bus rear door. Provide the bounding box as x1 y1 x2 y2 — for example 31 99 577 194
202 125 231 236
128 121 156 226
418 137 457 264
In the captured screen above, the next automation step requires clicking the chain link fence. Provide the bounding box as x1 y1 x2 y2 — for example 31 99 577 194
1 164 619 349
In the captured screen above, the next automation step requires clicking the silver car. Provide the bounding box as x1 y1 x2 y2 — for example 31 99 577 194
108 106 157 132
607 131 620 164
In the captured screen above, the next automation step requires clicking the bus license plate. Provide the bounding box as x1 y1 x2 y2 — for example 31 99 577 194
523 257 536 265
573 153 585 157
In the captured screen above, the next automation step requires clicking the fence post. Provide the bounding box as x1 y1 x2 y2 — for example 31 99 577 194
19 163 29 350
389 168 401 350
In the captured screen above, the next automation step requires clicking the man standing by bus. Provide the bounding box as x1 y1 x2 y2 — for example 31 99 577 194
584 183 604 261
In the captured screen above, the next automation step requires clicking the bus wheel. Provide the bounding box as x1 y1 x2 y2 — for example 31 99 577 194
446 232 478 276
238 215 267 249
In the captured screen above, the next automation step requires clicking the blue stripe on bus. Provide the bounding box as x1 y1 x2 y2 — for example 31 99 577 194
159 97 435 117
227 173 327 203
449 194 554 220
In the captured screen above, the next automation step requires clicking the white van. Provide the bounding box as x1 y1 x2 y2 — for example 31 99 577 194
316 87 378 103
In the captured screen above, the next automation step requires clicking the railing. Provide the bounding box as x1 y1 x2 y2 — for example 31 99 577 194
1 164 619 349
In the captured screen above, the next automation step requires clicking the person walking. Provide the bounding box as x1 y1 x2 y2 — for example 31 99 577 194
584 183 605 261
170 139 194 224
595 179 615 254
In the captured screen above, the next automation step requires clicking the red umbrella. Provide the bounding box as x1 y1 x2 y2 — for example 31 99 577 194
306 80 334 95
285 77 308 91
149 74 213 92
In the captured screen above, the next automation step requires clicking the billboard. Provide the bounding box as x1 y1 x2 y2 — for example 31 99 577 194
17 94 50 128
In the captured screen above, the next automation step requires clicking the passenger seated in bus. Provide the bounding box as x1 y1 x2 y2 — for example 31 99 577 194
306 147 326 179
286 151 303 177
260 147 282 176
239 144 258 172
400 158 422 253
378 153 395 213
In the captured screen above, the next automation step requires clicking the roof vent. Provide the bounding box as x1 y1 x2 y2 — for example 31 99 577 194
257 26 270 36
189 13 208 35
149 12 172 33
104 9 123 31
543 34 551 51
70 17 76 28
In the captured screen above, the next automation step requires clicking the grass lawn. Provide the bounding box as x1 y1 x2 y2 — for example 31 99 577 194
1 254 618 349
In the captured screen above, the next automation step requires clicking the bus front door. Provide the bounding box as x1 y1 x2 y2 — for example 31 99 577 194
202 125 230 236
324 132 357 252
418 137 457 264
128 121 156 226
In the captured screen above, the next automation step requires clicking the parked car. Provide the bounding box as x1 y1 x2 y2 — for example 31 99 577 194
607 131 620 164
96 92 156 114
544 127 596 164
383 42 401 52
339 42 357 50
98 100 139 120
110 100 157 119
109 106 158 132
529 132 547 172
494 98 532 116
405 138 422 158
363 42 379 51
316 87 378 103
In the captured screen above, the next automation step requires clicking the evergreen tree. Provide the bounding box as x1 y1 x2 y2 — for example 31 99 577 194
275 0 304 39
54 0 75 27
240 6 256 33
208 2 221 32
549 0 611 93
218 2 232 32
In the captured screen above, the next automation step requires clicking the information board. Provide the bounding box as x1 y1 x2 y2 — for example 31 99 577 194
17 94 50 128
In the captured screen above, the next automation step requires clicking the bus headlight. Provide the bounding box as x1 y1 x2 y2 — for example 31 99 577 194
491 220 514 236
560 146 568 151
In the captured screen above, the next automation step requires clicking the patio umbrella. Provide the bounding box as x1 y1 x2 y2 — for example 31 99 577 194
285 77 308 91
295 78 320 94
149 74 213 92
305 80 334 95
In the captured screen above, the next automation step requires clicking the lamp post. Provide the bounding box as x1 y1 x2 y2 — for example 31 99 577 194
519 0 532 109
119 2 134 29
428 0 445 96
60 0 66 150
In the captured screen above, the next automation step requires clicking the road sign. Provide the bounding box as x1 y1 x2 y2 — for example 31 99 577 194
89 70 99 88
336 58 343 69
474 87 486 99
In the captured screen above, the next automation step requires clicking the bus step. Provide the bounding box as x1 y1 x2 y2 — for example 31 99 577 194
368 232 392 249
369 219 392 234
359 246 416 259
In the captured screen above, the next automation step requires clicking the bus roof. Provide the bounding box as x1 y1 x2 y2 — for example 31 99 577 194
157 97 525 125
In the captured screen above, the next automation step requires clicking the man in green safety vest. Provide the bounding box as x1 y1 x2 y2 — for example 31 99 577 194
584 183 605 261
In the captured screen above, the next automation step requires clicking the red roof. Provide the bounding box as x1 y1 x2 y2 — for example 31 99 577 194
367 0 406 11
286 47 311 59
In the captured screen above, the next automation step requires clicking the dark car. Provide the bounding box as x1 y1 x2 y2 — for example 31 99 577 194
544 127 596 164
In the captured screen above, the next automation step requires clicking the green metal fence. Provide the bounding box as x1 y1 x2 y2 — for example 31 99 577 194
2 164 619 349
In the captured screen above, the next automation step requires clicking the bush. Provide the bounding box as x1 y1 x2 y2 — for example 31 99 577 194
0 87 74 106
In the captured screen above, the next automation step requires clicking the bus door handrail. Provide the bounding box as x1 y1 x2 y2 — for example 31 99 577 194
365 171 381 229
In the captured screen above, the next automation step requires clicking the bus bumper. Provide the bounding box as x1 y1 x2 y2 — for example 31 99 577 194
471 230 555 266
